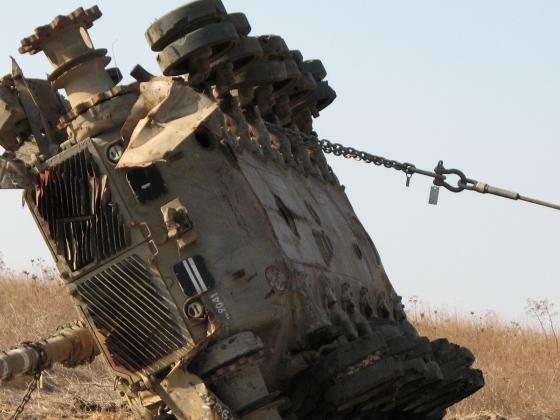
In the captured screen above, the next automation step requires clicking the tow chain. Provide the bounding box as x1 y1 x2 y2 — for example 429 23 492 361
293 131 560 211
8 371 41 420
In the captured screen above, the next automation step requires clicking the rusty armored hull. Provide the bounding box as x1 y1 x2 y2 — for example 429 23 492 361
0 2 483 419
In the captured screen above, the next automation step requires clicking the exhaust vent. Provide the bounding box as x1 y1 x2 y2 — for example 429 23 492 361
34 149 130 271
77 255 189 372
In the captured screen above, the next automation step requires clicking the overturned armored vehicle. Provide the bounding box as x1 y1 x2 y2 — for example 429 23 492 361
0 2 483 419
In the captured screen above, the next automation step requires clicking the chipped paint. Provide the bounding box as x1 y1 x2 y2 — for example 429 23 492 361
117 79 219 169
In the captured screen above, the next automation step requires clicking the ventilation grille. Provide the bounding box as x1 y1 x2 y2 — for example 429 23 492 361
34 150 130 271
77 255 188 372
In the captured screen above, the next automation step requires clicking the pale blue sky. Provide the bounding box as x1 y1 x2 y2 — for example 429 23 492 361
0 1 558 319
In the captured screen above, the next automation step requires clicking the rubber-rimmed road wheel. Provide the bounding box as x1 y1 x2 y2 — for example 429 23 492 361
273 60 301 97
314 81 337 112
146 0 227 51
289 72 318 110
303 59 327 82
290 50 304 68
157 22 238 76
227 13 251 36
211 36 263 74
258 35 289 59
233 60 287 87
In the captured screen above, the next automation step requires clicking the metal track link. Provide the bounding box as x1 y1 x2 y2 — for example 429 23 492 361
290 319 483 420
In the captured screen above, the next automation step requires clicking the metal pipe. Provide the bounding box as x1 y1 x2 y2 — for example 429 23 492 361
0 323 99 383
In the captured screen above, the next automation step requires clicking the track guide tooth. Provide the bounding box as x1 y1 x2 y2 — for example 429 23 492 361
290 319 483 419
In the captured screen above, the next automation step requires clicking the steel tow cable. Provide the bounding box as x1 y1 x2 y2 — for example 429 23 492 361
286 129 560 211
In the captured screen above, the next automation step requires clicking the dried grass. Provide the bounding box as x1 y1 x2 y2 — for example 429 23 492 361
1 261 558 419
0 259 129 419
410 298 560 420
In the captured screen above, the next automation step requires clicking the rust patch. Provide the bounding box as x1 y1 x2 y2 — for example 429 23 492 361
265 261 306 299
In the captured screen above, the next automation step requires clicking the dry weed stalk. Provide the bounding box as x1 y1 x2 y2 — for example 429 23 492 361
0 259 129 419
409 297 560 419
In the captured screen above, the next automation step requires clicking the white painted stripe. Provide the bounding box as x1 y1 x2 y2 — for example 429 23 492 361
188 258 207 292
0 358 8 380
183 260 202 294
187 260 206 294
13 349 32 373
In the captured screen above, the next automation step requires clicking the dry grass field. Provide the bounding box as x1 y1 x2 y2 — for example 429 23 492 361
0 261 558 419
409 298 560 420
0 260 127 419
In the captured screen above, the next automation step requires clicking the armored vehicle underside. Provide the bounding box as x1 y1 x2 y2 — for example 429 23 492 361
0 1 483 419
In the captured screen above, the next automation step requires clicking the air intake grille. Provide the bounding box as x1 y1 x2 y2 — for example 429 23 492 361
77 255 188 372
34 149 130 271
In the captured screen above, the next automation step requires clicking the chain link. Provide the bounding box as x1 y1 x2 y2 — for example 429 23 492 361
268 124 417 175
310 134 560 211
271 125 559 211
8 371 41 420
315 138 416 174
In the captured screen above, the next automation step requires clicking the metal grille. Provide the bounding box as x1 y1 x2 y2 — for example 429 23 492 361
77 255 188 372
34 149 130 271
